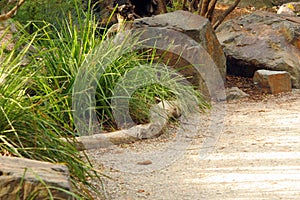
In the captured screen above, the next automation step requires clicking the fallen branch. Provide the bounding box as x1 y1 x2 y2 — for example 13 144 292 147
71 100 181 150
0 0 25 22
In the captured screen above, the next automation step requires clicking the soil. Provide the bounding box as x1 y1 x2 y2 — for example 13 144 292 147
225 75 271 100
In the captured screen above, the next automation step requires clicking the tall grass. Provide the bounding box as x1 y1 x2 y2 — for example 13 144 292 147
0 3 104 199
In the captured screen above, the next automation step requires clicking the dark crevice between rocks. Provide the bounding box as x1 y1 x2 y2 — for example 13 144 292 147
226 56 267 77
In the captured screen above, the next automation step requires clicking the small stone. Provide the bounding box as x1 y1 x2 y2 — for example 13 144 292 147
137 160 152 165
226 87 249 100
253 69 292 94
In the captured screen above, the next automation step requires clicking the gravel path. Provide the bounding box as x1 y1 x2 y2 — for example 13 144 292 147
88 89 300 199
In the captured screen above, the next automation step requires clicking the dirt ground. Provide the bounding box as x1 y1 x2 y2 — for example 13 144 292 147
87 86 300 199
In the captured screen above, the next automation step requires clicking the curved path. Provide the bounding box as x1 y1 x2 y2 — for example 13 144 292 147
88 90 300 199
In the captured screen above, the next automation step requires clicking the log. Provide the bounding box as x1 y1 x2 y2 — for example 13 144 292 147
74 100 181 150
0 156 73 200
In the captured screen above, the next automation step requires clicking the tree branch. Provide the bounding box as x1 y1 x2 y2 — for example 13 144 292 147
182 0 188 10
205 0 218 21
200 0 210 16
189 0 197 12
213 0 241 29
197 0 203 15
0 0 25 22
157 0 167 13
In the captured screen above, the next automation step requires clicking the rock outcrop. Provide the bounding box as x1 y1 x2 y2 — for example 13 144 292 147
216 11 300 88
0 157 72 200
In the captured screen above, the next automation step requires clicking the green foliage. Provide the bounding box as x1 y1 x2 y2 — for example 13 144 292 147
0 3 103 199
129 83 176 124
15 0 79 23
167 0 183 12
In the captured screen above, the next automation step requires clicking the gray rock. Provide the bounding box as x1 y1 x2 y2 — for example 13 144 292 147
0 157 72 200
277 2 300 16
226 87 249 100
131 10 226 98
216 11 300 88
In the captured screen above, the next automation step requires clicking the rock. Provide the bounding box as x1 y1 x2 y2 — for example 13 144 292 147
277 4 296 16
137 160 152 165
272 0 300 6
226 87 249 100
277 2 300 16
131 10 226 98
253 69 292 94
0 157 72 200
216 11 300 88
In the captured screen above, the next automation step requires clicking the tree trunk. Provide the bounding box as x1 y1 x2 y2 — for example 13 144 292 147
213 0 241 29
157 0 168 13
205 0 218 21
200 0 210 16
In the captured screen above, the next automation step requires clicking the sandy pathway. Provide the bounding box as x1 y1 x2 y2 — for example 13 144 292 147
88 89 300 199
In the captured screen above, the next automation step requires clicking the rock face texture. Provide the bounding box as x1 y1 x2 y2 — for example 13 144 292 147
131 10 226 98
0 157 72 200
216 11 300 88
253 69 292 94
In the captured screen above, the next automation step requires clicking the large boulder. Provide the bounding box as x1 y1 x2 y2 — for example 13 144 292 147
216 11 300 88
131 10 226 98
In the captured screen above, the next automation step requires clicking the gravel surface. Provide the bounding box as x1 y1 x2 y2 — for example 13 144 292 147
87 83 300 199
